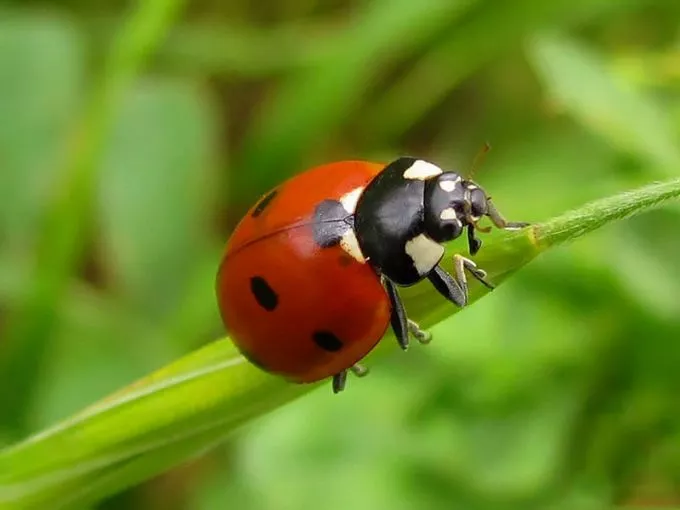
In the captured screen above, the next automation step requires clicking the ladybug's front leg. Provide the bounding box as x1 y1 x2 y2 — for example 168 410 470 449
451 254 494 302
427 265 467 307
467 224 483 255
427 256 492 308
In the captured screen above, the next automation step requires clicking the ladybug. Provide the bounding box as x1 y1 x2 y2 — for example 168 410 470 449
216 157 527 393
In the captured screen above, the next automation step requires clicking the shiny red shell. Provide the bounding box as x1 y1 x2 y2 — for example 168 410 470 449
216 161 391 383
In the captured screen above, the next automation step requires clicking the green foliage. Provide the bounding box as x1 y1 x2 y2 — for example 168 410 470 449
0 0 189 436
2 0 680 509
2 179 679 509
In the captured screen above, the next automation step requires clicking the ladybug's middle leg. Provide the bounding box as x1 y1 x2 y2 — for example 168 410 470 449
383 277 431 349
408 319 431 344
350 363 369 377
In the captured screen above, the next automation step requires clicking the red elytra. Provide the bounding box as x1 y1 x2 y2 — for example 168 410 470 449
216 161 391 384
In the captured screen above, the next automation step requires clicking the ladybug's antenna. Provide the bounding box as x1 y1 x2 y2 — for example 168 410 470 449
466 141 491 181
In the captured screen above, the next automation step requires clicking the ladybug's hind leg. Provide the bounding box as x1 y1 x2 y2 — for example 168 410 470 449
350 363 369 377
332 363 370 394
332 370 348 393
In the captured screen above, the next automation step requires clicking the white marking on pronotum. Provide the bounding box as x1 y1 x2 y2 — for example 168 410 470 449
405 234 445 275
403 160 443 180
339 186 364 214
439 208 458 221
337 186 367 262
340 229 366 263
438 178 459 192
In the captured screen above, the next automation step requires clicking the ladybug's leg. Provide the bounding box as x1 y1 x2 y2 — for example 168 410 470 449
383 277 410 350
350 363 369 377
332 370 348 393
384 278 433 348
486 200 529 231
467 225 483 255
452 254 494 300
428 265 467 307
332 364 369 394
408 319 431 344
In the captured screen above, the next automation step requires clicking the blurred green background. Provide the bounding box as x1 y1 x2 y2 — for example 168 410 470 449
2 0 680 508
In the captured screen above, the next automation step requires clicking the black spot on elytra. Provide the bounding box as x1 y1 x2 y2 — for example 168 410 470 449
250 276 278 311
252 189 278 217
312 199 352 248
312 330 344 352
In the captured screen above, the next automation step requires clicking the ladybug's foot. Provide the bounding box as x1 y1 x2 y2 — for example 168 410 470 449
350 363 369 377
332 370 348 393
408 319 431 345
452 254 494 300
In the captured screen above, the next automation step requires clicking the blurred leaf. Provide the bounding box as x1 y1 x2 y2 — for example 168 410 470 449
233 0 476 200
527 33 680 173
361 0 646 142
99 79 219 317
0 13 82 254
84 17 349 77
158 22 336 77
30 283 176 430
161 246 225 351
2 177 680 509
0 0 188 438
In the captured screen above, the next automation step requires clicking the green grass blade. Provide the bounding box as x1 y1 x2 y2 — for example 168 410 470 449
0 0 188 438
1 177 680 509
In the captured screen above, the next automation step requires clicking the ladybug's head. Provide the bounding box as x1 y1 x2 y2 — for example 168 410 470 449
423 172 493 244
423 170 528 255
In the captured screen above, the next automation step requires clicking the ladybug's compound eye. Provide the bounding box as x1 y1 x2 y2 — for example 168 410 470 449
468 186 489 219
